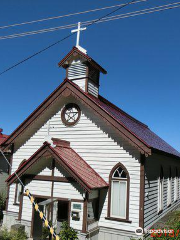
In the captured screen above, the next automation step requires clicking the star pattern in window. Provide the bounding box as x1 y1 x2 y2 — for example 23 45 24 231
61 103 81 126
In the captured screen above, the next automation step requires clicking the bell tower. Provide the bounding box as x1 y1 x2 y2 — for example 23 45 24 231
58 47 107 97
58 23 107 98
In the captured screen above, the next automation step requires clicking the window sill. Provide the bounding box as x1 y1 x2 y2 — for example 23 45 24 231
105 217 132 223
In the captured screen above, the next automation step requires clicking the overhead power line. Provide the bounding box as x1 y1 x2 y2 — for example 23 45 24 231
0 0 139 76
0 1 180 41
92 1 180 23
0 0 145 30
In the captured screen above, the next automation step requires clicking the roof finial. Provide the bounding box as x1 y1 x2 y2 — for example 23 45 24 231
71 22 87 54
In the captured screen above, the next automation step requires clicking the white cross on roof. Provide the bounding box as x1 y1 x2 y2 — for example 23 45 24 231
71 22 87 54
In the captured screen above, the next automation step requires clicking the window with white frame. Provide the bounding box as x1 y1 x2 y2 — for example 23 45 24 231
167 168 172 206
109 164 129 220
158 167 164 212
174 168 178 202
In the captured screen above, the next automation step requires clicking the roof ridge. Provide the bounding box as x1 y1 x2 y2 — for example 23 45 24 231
98 95 148 128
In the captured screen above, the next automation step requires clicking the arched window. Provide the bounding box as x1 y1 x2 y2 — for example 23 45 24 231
158 166 164 212
174 168 178 202
108 163 130 221
167 167 172 206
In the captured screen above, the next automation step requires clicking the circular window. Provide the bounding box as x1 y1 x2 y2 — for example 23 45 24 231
61 103 81 126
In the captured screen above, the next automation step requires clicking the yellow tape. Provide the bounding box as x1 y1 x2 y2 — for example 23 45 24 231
40 211 43 219
45 219 48 227
30 196 34 203
35 203 39 211
25 189 57 239
50 227 54 235
26 189 30 196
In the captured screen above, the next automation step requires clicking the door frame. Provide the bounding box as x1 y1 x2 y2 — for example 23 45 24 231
57 199 71 226
30 195 72 238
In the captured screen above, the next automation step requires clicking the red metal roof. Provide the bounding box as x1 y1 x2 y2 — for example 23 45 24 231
7 141 108 191
53 144 108 190
88 94 180 158
2 79 179 158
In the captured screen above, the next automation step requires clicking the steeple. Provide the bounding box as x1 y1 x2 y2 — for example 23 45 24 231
58 47 107 97
58 23 107 97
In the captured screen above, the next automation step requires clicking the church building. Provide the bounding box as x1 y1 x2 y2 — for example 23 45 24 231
1 31 180 239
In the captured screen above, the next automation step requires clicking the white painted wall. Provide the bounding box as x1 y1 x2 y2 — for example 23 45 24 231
9 101 141 233
8 184 19 212
88 80 99 98
144 153 180 229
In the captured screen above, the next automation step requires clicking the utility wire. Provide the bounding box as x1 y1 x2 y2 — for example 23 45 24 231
0 1 179 41
0 32 75 76
0 0 145 30
0 23 78 40
84 1 180 24
0 0 141 76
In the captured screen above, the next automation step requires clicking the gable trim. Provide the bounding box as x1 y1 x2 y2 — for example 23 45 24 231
58 46 107 74
7 142 108 192
2 80 151 155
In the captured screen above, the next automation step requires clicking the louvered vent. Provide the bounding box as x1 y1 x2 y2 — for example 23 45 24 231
68 61 86 80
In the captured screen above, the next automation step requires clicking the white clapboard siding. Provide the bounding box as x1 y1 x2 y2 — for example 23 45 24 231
21 180 52 222
88 80 99 98
144 154 180 229
8 184 19 212
26 180 52 197
54 167 65 177
10 102 141 232
39 167 52 176
68 61 86 80
53 182 84 200
72 79 86 91
21 196 32 221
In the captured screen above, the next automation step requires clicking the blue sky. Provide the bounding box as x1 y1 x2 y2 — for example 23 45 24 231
0 0 180 151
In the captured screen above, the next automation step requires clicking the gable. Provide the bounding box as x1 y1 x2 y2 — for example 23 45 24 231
8 141 108 192
2 80 151 157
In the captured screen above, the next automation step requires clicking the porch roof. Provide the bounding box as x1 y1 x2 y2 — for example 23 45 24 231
6 141 108 192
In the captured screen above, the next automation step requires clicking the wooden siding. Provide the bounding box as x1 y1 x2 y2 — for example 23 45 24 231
68 61 86 80
38 167 52 176
8 184 19 212
21 196 32 221
26 180 52 197
88 80 99 98
53 182 84 200
72 79 86 91
9 100 141 233
144 153 180 229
